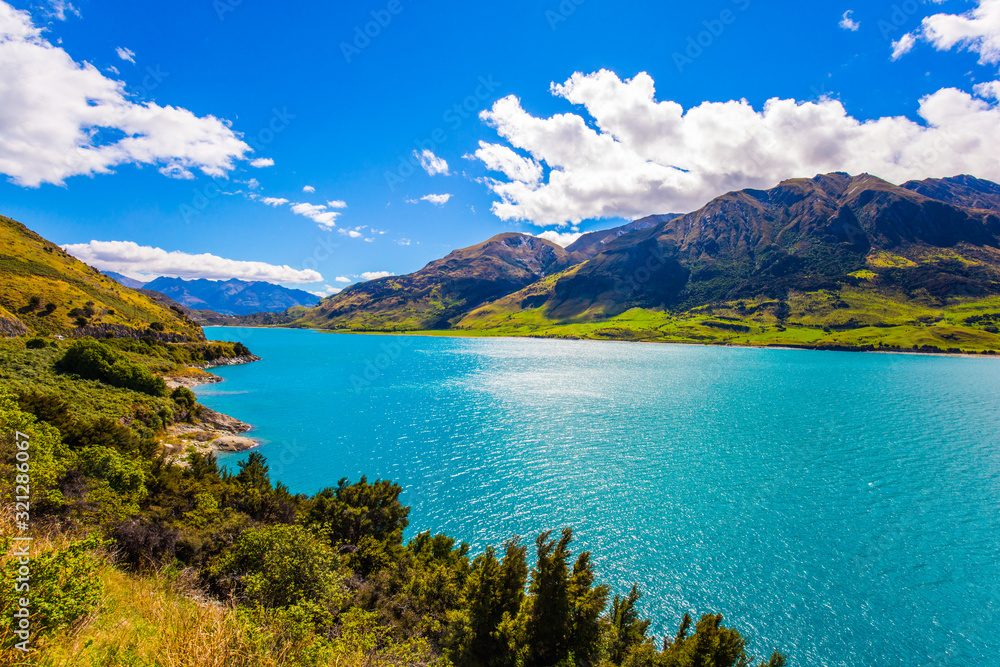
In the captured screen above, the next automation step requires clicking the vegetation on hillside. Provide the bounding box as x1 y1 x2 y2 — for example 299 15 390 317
0 215 202 340
0 335 788 666
455 289 1000 355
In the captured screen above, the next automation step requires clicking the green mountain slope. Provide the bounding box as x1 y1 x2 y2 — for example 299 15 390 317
296 232 576 330
0 214 204 341
455 173 1000 353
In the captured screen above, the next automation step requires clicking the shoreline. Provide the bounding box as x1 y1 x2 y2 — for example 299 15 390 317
162 355 261 460
299 326 1000 360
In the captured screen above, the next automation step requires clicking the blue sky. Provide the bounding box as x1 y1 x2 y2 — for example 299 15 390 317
1 0 999 295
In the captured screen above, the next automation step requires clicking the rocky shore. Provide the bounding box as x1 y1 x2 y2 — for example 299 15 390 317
162 355 262 460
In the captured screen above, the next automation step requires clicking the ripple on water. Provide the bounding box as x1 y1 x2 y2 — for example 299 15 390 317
199 330 1000 667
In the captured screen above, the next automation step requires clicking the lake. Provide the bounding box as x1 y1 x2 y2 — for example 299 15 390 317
198 327 1000 667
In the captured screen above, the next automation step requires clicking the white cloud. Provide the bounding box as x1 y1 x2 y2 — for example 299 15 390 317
340 229 363 238
920 0 1000 66
839 10 860 31
245 177 260 190
261 197 289 206
0 3 250 187
249 157 274 168
290 201 339 228
334 276 351 283
410 193 452 206
475 141 543 183
360 271 393 281
974 79 1000 99
537 231 584 247
473 69 1000 226
63 240 322 283
302 185 316 193
891 32 917 60
115 46 135 63
396 238 412 246
415 149 450 176
327 199 347 208
46 1 79 20
309 284 343 298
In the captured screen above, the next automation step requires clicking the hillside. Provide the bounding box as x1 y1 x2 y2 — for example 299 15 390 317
565 213 681 260
296 232 576 330
456 173 1000 353
0 214 203 341
139 276 320 315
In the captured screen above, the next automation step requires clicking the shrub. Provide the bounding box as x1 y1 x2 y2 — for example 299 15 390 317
110 519 180 568
0 536 105 638
25 338 48 350
41 302 56 316
57 339 168 397
209 524 346 612
149 322 165 332
171 387 197 412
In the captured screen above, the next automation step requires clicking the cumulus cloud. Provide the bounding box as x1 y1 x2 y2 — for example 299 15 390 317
63 240 322 283
839 10 860 31
302 185 316 193
920 0 1000 66
415 149 449 176
249 157 274 168
892 33 917 60
334 276 351 283
290 202 340 228
360 271 393 281
475 141 543 183
327 199 347 208
115 46 135 63
0 3 250 187
974 79 1000 99
473 69 1000 226
537 231 583 247
261 197 289 206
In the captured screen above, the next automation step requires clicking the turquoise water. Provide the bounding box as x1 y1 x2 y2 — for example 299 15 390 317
199 327 1000 666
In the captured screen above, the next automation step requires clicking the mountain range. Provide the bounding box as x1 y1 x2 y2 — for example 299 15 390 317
4 172 1000 353
102 275 321 316
295 173 1000 353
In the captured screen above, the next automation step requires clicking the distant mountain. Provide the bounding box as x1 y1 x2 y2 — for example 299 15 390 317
102 271 147 290
142 277 321 316
297 233 575 330
0 215 203 340
461 173 1000 323
566 214 681 260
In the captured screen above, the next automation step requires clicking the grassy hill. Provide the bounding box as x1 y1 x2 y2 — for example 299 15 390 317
0 214 203 341
448 174 1000 353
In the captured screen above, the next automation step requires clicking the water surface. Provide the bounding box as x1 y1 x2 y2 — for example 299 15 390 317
199 327 1000 666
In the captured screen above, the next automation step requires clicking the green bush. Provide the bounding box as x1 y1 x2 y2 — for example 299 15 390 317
57 339 167 397
0 536 105 640
170 387 197 412
209 524 346 613
25 338 48 350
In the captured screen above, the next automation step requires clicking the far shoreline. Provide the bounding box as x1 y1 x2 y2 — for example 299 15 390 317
203 324 1000 361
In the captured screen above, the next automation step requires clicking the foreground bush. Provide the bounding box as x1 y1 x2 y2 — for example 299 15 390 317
57 339 167 397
